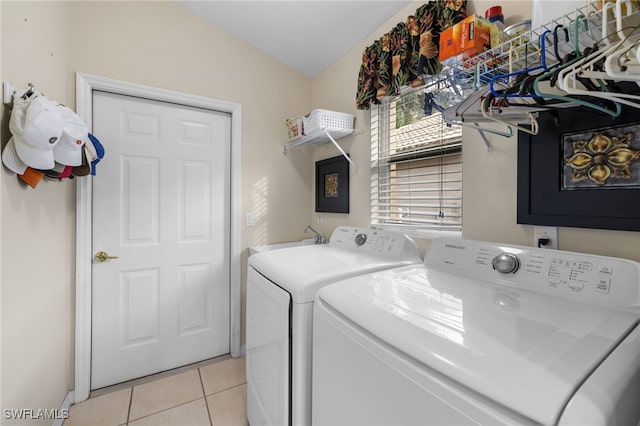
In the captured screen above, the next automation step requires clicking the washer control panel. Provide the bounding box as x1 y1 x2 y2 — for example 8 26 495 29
425 238 640 309
329 226 420 261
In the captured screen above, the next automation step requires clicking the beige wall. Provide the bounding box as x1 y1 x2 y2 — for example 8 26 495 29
1 2 75 423
2 0 313 420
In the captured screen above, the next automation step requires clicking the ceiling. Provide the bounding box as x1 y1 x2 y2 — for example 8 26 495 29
176 1 411 78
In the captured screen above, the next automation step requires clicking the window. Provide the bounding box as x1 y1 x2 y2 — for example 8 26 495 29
371 89 463 234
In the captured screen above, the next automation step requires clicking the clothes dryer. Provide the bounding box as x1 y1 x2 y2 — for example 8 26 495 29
246 226 421 426
312 238 640 425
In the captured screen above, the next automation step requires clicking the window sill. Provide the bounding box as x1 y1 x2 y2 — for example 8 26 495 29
372 225 462 241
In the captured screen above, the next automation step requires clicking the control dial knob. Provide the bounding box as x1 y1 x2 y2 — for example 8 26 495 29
492 253 521 274
355 233 367 246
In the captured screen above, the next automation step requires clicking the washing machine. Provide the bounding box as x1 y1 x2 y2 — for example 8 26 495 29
246 226 421 426
312 238 640 425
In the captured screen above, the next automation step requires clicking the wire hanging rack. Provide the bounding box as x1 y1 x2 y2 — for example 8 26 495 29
423 0 640 100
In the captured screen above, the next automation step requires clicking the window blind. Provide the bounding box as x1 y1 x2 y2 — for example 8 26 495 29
371 89 463 232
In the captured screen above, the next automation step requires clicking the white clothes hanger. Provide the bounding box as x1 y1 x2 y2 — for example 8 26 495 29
447 120 514 138
558 0 640 90
442 86 518 151
602 0 640 79
479 90 540 135
559 0 640 108
556 3 617 92
604 38 640 78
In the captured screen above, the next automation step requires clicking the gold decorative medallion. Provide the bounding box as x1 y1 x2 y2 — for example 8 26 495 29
325 173 339 198
563 129 640 188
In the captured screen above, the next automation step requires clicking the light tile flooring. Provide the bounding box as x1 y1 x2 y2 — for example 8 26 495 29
64 356 247 426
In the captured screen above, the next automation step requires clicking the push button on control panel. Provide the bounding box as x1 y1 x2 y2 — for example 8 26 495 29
599 265 614 275
596 278 611 293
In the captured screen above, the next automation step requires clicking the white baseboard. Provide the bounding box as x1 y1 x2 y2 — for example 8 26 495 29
52 391 74 426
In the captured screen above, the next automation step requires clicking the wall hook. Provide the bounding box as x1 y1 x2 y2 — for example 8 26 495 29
3 82 15 105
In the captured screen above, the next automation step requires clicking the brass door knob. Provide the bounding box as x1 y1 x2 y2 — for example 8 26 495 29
95 251 119 262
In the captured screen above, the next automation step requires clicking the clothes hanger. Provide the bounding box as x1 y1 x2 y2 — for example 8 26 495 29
563 31 640 90
560 0 636 84
552 24 571 63
523 15 621 117
446 119 514 137
501 25 591 111
508 27 581 105
442 83 521 152
559 1 640 110
493 24 582 103
442 87 516 137
441 119 511 152
535 9 625 117
492 13 614 118
562 69 640 109
488 31 553 98
603 0 640 79
605 36 640 77
563 0 639 83
554 13 605 93
480 89 541 135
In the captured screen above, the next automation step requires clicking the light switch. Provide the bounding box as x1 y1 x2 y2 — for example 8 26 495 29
246 212 255 227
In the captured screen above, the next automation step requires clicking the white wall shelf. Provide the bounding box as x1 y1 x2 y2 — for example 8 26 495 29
281 128 361 169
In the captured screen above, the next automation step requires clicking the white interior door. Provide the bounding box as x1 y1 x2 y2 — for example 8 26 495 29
90 91 231 389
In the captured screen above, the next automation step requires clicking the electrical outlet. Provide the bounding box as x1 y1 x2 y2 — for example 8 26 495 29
534 226 558 250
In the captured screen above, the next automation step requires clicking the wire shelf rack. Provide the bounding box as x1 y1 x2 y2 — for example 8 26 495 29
426 0 640 97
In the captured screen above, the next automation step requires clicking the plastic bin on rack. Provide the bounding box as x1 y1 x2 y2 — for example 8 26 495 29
302 109 354 138
281 109 357 168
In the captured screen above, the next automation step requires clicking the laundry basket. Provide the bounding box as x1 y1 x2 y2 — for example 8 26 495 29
302 109 354 136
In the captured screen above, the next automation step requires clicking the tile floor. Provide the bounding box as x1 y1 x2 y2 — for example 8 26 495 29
64 356 247 426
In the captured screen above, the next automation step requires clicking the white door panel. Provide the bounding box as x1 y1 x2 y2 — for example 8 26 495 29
91 91 231 389
246 268 291 426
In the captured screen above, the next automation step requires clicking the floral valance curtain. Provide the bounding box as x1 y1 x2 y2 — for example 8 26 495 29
356 0 467 110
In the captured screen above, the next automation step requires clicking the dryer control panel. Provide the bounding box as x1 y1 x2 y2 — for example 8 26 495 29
329 226 421 261
425 238 640 310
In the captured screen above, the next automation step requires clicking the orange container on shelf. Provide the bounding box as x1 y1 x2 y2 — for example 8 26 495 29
438 14 492 63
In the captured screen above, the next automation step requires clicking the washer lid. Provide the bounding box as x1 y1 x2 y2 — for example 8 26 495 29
249 245 417 303
317 265 640 425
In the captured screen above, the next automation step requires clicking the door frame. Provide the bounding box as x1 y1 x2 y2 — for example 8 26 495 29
73 73 242 403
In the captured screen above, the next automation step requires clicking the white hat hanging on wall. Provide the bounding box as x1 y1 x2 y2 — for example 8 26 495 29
8 90 65 170
53 105 88 167
1 138 28 175
1 85 106 188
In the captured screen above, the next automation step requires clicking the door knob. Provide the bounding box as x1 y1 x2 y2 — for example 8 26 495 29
95 251 119 262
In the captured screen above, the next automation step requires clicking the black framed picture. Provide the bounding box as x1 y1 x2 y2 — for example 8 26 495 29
316 155 350 213
517 105 640 232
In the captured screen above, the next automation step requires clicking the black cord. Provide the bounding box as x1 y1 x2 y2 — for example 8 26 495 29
538 237 551 248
